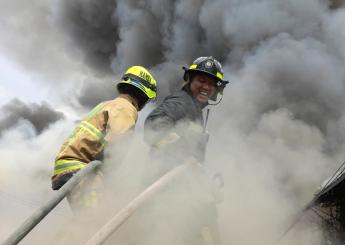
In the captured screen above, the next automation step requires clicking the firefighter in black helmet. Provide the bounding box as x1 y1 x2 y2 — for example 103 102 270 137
143 56 228 245
144 56 229 160
182 56 229 103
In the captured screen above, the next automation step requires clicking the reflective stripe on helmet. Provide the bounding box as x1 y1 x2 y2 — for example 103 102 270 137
190 64 197 69
54 159 86 175
216 72 223 80
124 73 157 92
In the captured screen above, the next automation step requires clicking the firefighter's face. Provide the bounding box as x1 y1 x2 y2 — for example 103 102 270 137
190 74 217 104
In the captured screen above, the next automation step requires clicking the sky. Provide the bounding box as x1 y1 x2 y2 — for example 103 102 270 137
0 56 48 105
0 0 344 244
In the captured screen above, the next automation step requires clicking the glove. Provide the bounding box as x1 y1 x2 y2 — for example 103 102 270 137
153 132 181 148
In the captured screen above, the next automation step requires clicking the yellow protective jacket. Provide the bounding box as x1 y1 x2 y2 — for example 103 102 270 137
52 94 138 190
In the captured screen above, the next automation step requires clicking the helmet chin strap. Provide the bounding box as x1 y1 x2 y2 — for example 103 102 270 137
203 108 210 132
203 93 223 132
207 93 223 106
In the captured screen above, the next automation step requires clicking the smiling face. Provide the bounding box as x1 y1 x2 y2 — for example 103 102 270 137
190 73 217 104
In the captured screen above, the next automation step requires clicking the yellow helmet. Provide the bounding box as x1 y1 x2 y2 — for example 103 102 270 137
117 66 157 99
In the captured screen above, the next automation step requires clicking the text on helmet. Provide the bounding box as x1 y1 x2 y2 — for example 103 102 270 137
139 71 152 83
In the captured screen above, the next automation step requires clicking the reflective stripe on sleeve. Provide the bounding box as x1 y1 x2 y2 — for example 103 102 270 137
80 121 106 145
54 159 86 175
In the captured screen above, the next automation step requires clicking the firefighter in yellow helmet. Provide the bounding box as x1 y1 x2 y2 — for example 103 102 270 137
51 66 157 208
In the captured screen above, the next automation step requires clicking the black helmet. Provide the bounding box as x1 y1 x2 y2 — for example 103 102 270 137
183 56 229 101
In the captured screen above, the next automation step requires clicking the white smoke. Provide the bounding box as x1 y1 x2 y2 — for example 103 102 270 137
0 119 75 242
0 0 343 244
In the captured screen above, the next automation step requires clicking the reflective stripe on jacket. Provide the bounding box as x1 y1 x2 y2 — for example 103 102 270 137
52 94 138 189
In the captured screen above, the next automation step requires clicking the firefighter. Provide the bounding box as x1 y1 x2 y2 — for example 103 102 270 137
144 56 228 163
143 56 228 245
51 66 157 209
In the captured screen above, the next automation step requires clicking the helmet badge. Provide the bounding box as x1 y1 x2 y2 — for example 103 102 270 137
205 60 212 68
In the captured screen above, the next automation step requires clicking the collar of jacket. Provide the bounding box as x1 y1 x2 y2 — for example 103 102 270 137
119 94 139 111
182 85 208 109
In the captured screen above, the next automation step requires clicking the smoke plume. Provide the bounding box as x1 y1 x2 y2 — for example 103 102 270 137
0 99 65 136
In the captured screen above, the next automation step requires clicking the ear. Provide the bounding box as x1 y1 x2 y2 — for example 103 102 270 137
184 72 189 81
210 84 225 101
209 91 218 101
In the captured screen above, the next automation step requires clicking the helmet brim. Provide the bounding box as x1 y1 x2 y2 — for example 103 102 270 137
182 66 229 85
117 80 156 99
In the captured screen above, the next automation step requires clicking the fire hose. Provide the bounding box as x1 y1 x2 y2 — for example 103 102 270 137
84 159 196 245
2 160 102 245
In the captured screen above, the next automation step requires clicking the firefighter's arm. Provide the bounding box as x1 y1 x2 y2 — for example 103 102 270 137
52 103 107 190
144 99 186 146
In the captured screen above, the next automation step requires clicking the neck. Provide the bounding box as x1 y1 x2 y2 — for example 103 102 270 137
119 94 139 111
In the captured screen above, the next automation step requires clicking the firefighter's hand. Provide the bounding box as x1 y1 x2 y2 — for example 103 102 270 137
154 132 181 148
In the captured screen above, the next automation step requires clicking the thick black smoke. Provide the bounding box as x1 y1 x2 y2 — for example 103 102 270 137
0 99 65 136
56 0 118 75
0 0 343 150
75 76 117 108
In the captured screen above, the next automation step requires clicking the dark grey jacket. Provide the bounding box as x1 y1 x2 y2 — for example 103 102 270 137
144 88 208 162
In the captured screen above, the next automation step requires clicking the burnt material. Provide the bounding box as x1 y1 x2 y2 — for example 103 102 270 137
312 162 345 245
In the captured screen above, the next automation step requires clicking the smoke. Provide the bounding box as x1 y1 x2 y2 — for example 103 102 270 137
56 0 119 74
76 76 117 108
220 32 344 154
0 99 65 136
0 0 344 244
0 118 75 243
206 105 340 244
